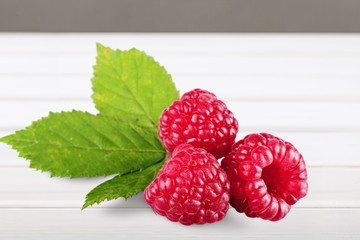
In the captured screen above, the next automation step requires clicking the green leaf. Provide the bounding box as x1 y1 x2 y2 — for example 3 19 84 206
82 159 165 209
0 111 166 178
92 43 179 127
0 43 180 208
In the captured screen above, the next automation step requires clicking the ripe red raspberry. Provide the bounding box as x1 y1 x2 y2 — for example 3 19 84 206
158 88 238 159
221 133 308 221
144 144 230 225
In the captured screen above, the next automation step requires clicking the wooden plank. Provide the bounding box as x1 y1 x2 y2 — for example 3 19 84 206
175 75 360 101
0 208 359 239
0 167 358 208
0 101 97 130
0 101 359 131
1 74 360 101
1 52 359 76
0 75 93 100
1 34 360 55
2 131 359 167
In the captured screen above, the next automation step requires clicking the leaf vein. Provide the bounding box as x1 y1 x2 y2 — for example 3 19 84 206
110 55 156 126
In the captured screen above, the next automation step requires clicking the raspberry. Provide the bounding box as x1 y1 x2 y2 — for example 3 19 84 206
144 144 230 225
158 88 238 159
221 133 308 221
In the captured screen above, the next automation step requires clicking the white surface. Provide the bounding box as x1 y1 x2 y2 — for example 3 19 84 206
0 208 359 240
0 33 360 239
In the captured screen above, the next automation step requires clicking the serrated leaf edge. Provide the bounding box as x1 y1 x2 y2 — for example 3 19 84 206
82 158 165 209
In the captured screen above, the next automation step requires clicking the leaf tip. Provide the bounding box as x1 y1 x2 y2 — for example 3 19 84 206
0 133 14 145
81 202 90 210
96 42 106 52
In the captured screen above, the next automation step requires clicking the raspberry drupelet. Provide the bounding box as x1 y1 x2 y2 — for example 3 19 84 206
221 133 308 221
158 88 238 159
144 144 230 225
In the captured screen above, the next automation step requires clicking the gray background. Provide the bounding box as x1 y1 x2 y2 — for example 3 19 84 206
0 0 359 32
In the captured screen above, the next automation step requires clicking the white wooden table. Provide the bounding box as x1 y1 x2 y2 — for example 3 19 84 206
0 33 360 239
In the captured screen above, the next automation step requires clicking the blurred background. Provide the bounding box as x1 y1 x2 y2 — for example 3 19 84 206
1 0 360 32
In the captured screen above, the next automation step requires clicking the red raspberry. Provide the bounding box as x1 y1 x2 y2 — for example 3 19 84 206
221 133 308 221
158 88 238 159
144 144 230 225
